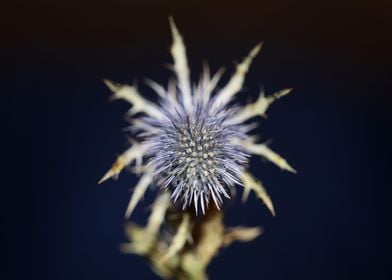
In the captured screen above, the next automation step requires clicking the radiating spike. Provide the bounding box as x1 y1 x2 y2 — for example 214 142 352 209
208 184 221 210
193 190 199 215
204 67 225 104
99 143 148 184
125 173 153 219
200 192 206 214
144 78 166 98
240 141 297 173
103 79 164 120
226 88 292 125
240 171 275 216
169 16 192 111
212 43 263 110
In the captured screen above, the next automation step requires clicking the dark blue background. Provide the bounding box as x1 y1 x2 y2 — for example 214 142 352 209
2 0 391 279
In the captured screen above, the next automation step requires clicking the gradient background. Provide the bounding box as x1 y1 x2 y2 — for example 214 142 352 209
2 0 391 279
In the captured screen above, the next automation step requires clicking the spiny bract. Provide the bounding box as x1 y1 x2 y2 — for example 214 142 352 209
99 17 296 216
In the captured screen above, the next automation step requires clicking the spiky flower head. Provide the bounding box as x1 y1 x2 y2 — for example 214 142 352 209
144 92 250 214
100 17 296 217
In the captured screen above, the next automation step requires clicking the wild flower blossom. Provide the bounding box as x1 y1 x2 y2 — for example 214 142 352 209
99 17 296 218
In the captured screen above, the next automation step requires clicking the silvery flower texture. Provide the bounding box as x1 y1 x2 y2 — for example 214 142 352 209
99 17 296 216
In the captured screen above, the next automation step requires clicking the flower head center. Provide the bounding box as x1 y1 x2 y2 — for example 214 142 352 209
176 125 219 185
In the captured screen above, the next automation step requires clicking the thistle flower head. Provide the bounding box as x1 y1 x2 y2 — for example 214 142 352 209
100 17 296 217
144 97 249 213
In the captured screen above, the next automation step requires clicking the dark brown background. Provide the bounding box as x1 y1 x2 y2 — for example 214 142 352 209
2 0 391 279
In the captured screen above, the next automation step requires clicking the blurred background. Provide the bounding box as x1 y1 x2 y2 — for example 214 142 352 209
2 0 391 279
